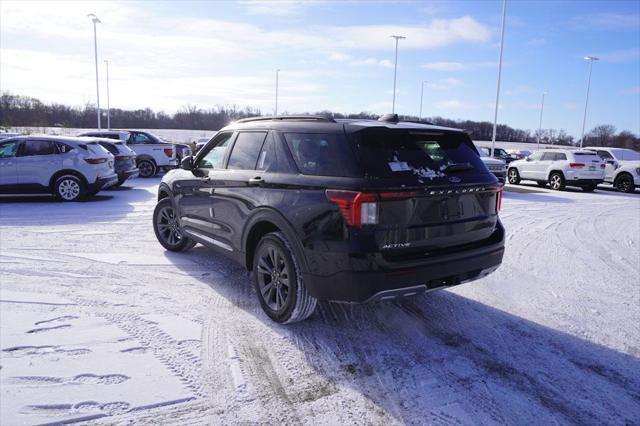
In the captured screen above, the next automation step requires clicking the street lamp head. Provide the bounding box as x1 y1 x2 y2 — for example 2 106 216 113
584 56 599 61
390 35 406 40
87 13 101 24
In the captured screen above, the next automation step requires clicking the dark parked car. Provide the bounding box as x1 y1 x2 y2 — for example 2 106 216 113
153 115 505 323
82 137 139 186
480 147 517 164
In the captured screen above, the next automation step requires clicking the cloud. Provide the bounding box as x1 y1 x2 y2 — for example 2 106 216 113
240 0 308 16
528 37 546 46
426 78 463 90
420 61 496 71
619 86 640 95
594 48 640 63
570 13 640 30
435 99 468 109
328 52 351 62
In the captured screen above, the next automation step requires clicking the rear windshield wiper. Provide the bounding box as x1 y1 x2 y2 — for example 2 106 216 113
442 162 473 173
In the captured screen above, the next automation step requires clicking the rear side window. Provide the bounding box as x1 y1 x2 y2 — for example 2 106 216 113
0 140 19 158
227 132 267 170
596 150 613 160
353 130 485 180
256 133 276 171
284 133 360 177
21 140 56 156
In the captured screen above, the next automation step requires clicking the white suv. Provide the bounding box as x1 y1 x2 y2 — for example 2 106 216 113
0 136 118 201
507 149 604 191
585 147 640 193
78 130 179 177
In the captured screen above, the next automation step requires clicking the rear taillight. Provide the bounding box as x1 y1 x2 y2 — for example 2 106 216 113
569 163 585 168
163 148 173 157
496 189 503 213
325 190 417 227
115 155 130 160
84 158 107 164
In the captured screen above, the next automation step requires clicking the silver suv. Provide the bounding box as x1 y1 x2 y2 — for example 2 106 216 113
0 136 118 201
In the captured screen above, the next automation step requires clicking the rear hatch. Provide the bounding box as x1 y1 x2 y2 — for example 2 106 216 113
571 151 604 178
333 128 501 255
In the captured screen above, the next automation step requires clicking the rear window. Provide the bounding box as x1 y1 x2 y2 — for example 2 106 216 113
284 133 360 177
99 142 119 155
86 142 108 156
574 152 601 162
353 129 486 181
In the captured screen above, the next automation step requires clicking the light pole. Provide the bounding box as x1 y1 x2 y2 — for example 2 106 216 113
580 56 599 148
419 80 428 121
490 0 507 156
390 35 406 114
537 91 546 150
274 69 280 116
88 13 101 129
104 60 111 129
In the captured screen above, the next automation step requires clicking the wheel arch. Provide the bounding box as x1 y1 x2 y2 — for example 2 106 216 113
242 208 307 273
547 169 565 180
136 154 157 164
49 169 89 191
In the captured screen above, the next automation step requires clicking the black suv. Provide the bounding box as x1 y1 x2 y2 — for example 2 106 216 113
153 116 505 323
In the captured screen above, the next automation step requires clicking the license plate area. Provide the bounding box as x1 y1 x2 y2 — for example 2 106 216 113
439 197 463 220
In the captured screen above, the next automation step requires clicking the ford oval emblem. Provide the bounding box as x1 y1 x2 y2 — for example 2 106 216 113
448 176 462 183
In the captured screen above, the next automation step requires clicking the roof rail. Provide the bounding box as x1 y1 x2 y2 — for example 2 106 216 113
234 115 336 124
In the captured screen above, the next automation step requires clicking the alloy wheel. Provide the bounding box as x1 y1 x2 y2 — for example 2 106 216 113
618 176 632 192
58 178 80 200
256 244 290 312
156 206 183 246
550 174 561 190
139 161 155 177
508 169 518 183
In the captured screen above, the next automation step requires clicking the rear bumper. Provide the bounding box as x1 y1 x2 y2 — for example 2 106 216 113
303 223 505 303
117 167 139 181
568 178 603 186
89 173 119 192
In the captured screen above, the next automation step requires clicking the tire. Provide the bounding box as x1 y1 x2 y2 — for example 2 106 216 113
53 175 85 201
615 173 635 193
582 184 597 192
548 172 566 191
138 159 157 178
153 198 196 251
507 168 520 184
253 231 317 324
536 181 547 187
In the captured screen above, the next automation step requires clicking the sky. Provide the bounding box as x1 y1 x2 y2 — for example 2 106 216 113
1 0 639 136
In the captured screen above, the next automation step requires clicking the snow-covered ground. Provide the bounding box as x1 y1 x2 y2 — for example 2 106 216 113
1 179 639 425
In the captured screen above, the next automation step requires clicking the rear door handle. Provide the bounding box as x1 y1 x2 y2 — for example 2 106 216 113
248 176 263 186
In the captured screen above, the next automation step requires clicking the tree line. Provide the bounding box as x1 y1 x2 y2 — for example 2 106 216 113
1 92 638 149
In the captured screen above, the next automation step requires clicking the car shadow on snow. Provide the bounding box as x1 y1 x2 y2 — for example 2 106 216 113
168 247 640 425
0 186 155 225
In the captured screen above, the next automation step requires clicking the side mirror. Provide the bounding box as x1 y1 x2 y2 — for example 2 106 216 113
526 157 532 162
180 155 194 170
606 160 616 165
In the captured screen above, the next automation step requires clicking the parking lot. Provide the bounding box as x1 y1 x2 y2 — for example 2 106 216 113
1 179 639 425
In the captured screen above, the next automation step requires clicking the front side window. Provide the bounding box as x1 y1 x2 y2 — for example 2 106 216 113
0 140 19 158
21 140 56 156
227 132 267 170
541 152 556 161
197 132 234 169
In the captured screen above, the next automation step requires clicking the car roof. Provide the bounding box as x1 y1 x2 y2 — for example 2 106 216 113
0 135 94 144
80 130 129 135
220 116 465 134
77 136 122 144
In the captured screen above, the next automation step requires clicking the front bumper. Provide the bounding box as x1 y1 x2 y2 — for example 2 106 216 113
303 223 505 303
